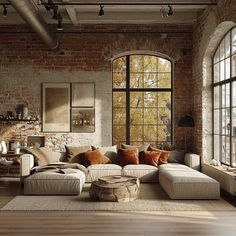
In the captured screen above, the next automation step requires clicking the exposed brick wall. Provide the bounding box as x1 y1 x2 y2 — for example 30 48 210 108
0 24 193 151
192 0 236 159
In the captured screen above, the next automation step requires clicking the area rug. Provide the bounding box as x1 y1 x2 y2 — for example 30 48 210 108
1 184 235 211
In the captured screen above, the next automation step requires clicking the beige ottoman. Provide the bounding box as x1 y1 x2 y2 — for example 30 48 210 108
24 170 86 195
159 164 220 199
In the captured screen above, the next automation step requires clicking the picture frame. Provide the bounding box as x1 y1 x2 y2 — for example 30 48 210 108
71 108 95 133
7 140 24 153
72 83 95 107
42 83 71 132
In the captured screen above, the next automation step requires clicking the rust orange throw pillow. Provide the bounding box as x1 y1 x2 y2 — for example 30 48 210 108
148 146 170 165
83 149 111 167
139 151 162 167
117 148 139 167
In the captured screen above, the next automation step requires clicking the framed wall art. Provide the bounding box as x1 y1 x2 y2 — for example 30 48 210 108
42 83 70 132
72 83 95 107
71 108 95 133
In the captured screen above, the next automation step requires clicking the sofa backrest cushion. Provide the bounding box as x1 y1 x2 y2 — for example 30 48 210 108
168 150 186 164
121 143 150 153
117 148 139 167
65 145 91 162
21 147 60 166
139 150 162 167
91 145 117 163
148 146 170 165
83 149 111 167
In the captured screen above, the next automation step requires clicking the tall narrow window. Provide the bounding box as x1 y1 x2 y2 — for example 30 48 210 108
112 54 172 146
213 27 236 167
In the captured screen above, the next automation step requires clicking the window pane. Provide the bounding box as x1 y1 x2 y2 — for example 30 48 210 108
221 109 226 135
222 85 226 107
232 28 236 54
113 92 126 108
158 108 171 125
113 57 126 73
113 108 126 125
214 48 220 64
214 135 220 160
144 73 158 88
225 32 231 58
144 108 157 124
144 126 157 141
130 108 143 125
144 55 157 72
144 92 158 107
221 136 226 163
225 136 230 164
158 125 170 142
214 109 220 134
113 72 126 88
232 54 236 77
220 39 225 60
130 55 143 72
233 82 236 107
113 126 126 144
130 92 143 108
214 63 219 83
158 58 171 72
214 86 220 109
158 73 171 88
130 126 143 142
232 108 236 138
220 60 225 81
225 57 230 79
130 73 143 88
158 92 171 108
226 84 230 108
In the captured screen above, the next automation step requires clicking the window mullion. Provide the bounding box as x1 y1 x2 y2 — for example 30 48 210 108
126 56 130 144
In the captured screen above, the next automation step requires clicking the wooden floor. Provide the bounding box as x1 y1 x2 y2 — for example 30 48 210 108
0 178 236 236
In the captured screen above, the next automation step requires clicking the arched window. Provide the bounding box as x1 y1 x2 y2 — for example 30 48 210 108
112 54 172 146
213 27 236 167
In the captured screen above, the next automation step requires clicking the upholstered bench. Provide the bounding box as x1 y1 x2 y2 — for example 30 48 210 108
24 170 86 195
159 164 220 199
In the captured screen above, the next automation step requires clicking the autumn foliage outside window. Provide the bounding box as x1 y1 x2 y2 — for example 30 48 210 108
112 54 172 147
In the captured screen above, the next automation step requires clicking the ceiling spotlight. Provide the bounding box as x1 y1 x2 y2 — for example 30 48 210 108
3 5 7 17
167 5 173 16
52 5 59 19
57 14 64 31
99 5 104 17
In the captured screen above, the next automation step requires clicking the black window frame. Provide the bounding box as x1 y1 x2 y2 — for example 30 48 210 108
112 54 173 146
213 26 236 167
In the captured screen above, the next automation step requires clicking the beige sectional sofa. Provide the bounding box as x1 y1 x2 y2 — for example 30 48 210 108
20 149 220 199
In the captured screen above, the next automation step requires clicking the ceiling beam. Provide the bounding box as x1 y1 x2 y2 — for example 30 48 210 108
62 0 79 25
38 1 217 6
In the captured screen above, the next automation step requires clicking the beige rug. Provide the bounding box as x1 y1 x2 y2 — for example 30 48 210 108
1 184 235 211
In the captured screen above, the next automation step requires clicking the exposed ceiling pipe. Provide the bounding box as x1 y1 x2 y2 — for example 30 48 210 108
9 0 59 50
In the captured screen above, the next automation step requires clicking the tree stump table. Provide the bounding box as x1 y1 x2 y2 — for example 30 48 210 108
89 175 140 202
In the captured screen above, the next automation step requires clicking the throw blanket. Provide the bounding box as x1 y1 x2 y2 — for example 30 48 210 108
31 163 87 175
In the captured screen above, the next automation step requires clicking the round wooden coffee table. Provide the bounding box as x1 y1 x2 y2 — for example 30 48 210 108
89 175 140 202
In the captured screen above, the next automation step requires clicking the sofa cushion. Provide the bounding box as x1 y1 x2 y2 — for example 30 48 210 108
148 146 170 165
121 143 150 153
122 164 158 183
168 150 186 164
86 164 122 182
91 145 117 163
83 149 111 167
65 145 91 162
22 147 59 166
139 151 162 167
117 148 139 167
